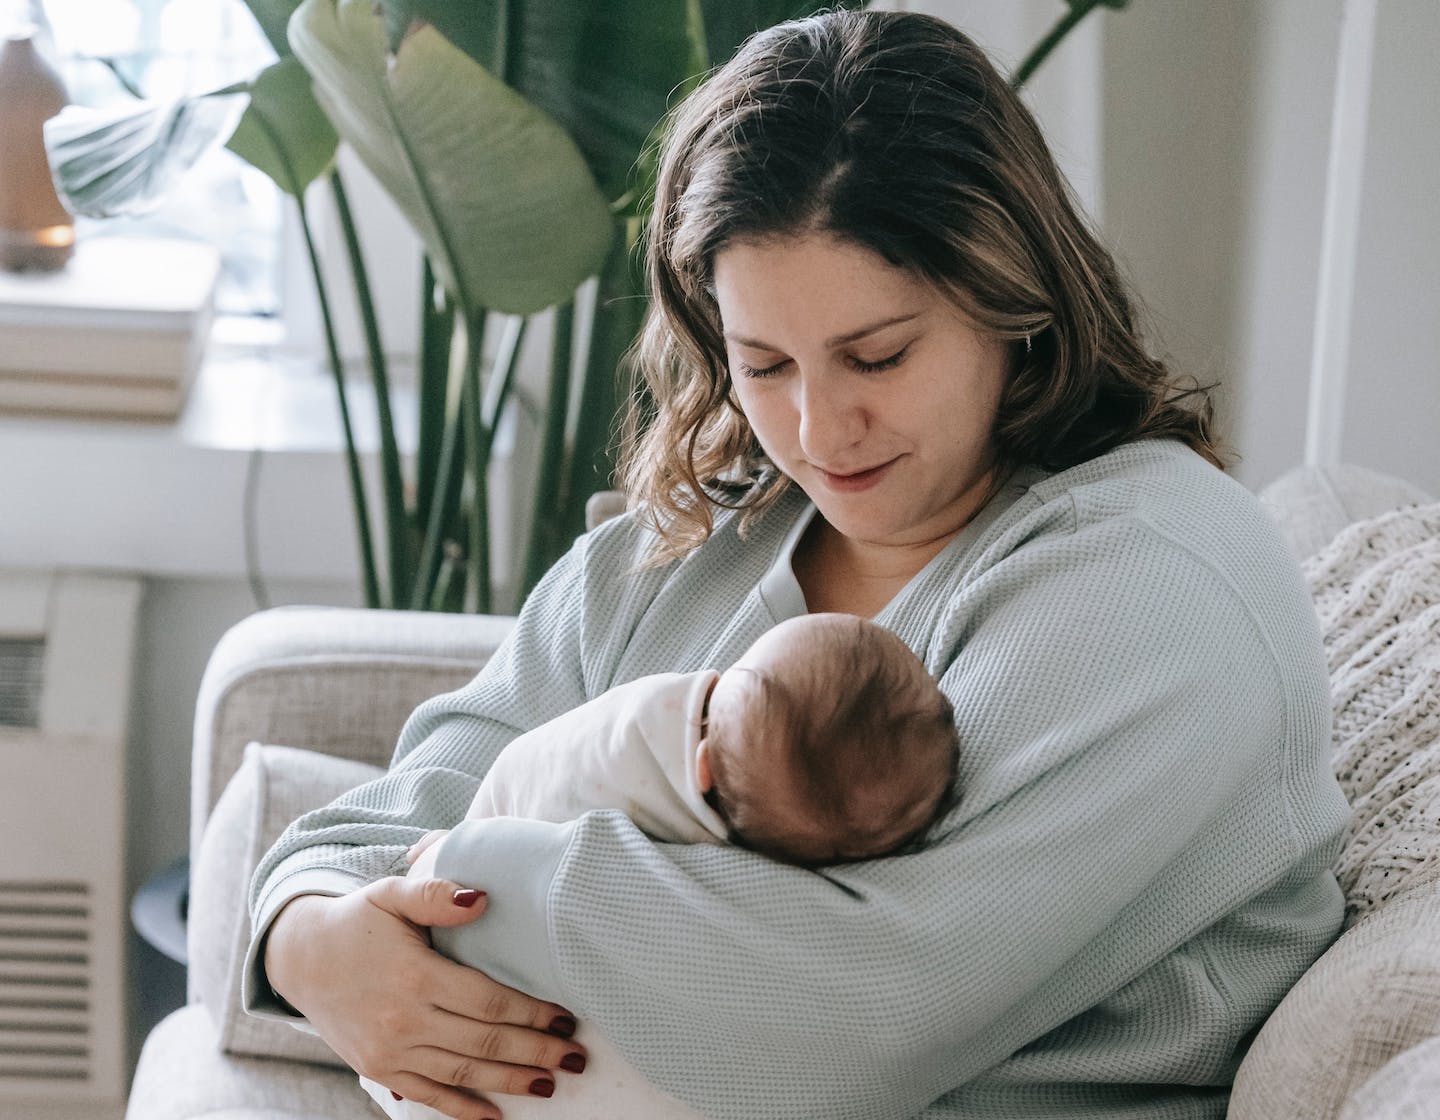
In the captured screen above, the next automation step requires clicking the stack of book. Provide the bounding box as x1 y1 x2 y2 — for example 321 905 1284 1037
0 236 220 420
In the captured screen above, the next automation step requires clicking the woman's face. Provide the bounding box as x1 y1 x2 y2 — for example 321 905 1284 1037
712 232 1009 551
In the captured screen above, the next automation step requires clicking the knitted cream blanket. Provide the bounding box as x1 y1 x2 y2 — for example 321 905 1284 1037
1303 501 1440 924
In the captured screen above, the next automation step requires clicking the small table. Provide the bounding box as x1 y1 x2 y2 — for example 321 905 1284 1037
131 856 189 965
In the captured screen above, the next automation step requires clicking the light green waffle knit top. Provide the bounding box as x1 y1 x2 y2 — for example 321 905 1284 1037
248 439 1349 1119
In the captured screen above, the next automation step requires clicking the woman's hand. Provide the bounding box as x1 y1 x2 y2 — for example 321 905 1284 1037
264 878 587 1120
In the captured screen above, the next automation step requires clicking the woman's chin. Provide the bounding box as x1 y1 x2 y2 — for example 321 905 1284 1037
810 501 915 549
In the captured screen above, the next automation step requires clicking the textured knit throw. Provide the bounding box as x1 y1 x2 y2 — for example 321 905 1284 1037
1303 501 1440 924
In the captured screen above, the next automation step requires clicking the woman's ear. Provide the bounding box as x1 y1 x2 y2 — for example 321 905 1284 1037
696 739 714 793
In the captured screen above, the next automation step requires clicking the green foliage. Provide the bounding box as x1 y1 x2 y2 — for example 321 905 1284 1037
375 0 695 201
291 0 613 317
239 0 306 58
226 57 338 197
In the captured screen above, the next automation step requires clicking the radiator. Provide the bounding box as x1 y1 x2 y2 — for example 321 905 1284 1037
0 571 141 1119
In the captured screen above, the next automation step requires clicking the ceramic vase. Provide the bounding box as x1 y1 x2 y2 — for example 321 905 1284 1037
0 29 75 272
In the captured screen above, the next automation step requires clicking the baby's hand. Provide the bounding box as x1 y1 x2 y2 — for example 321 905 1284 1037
404 829 451 881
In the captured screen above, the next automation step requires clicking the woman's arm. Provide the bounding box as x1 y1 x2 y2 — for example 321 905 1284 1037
243 533 627 1117
426 515 1333 1120
245 532 602 990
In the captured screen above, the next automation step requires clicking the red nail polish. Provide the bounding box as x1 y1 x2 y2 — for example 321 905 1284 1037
560 1051 586 1074
529 1077 555 1098
452 888 485 908
391 1091 403 1101
548 1013 577 1038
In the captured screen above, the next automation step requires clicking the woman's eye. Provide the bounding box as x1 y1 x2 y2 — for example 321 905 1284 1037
738 358 787 379
850 345 910 373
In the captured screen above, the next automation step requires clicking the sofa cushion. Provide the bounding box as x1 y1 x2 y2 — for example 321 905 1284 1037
126 1003 378 1120
189 742 384 1068
1228 881 1440 1118
1338 1034 1440 1120
1259 464 1433 563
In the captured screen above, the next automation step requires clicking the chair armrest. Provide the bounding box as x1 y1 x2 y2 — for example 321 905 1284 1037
1259 464 1434 562
188 743 384 1065
190 605 514 857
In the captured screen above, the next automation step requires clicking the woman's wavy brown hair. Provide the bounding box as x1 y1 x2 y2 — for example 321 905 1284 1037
618 7 1226 561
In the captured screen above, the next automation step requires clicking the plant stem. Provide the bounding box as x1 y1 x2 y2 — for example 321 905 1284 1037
412 311 473 610
562 231 644 545
496 0 519 82
296 193 381 608
469 314 528 611
429 540 462 611
330 170 410 607
480 314 528 432
521 300 575 596
416 260 454 549
1010 1 1101 91
462 312 490 614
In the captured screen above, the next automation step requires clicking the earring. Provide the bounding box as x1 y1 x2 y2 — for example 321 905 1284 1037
1023 334 1033 354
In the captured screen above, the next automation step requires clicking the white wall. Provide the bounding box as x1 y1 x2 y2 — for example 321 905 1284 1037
1099 0 1260 455
1340 0 1440 490
1099 0 1440 492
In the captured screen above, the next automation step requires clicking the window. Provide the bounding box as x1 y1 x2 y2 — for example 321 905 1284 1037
39 0 283 319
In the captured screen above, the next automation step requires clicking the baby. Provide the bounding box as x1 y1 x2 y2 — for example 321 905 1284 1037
363 612 959 1118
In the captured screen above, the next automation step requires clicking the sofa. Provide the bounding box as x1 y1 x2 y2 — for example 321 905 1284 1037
125 465 1440 1120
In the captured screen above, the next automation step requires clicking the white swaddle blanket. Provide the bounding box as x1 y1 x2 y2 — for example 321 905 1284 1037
363 670 725 1119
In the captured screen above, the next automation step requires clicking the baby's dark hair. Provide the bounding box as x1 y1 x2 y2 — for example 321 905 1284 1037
706 616 959 866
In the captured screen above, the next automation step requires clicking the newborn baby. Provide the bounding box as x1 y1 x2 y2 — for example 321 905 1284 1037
364 612 959 1118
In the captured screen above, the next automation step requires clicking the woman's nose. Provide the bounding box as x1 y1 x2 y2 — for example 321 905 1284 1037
795 371 866 462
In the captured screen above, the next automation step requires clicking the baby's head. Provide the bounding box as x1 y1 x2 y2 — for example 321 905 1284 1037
697 614 958 867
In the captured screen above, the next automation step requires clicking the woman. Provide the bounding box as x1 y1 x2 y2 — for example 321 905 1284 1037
247 10 1348 1119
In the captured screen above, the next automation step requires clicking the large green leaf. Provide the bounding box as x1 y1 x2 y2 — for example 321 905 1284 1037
226 57 338 197
241 0 306 58
373 0 695 201
44 92 248 218
291 0 613 316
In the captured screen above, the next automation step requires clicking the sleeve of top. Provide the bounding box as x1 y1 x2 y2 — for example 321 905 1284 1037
242 530 599 1018
425 514 1310 1120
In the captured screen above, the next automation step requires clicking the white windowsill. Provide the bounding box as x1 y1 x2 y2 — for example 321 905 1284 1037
0 341 417 585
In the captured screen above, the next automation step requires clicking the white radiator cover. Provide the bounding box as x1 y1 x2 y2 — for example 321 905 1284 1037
0 571 141 1117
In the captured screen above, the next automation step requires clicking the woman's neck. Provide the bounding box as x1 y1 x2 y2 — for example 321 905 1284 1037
791 517 956 617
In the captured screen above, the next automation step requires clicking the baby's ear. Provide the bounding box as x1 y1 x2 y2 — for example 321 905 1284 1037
695 740 715 792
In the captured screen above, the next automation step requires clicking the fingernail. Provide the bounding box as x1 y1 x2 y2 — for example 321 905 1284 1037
391 1091 403 1101
547 1013 577 1038
452 888 485 908
560 1051 586 1074
529 1077 555 1098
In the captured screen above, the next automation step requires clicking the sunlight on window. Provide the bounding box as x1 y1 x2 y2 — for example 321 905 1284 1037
45 0 139 58
40 0 284 320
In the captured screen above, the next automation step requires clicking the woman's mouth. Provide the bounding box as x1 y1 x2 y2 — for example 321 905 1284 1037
813 457 900 493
